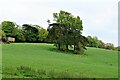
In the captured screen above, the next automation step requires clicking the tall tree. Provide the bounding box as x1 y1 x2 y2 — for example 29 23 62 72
12 25 25 42
47 10 87 54
37 27 48 42
47 23 63 50
1 21 15 37
22 24 39 42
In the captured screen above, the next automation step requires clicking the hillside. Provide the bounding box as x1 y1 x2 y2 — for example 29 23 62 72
2 43 118 78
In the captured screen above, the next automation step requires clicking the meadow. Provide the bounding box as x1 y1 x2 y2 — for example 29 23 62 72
2 43 118 78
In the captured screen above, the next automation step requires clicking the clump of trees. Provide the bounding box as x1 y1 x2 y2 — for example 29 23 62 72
47 10 88 54
86 35 116 50
37 26 48 42
0 21 48 43
87 36 105 48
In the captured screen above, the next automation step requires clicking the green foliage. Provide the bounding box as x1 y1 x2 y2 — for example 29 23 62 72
37 27 48 42
12 26 25 42
106 43 115 50
1 21 15 37
22 24 39 42
98 40 106 49
115 46 120 51
1 21 49 43
47 19 50 24
86 36 116 50
22 24 48 43
2 43 118 78
47 10 87 54
74 42 84 54
87 36 99 47
0 29 6 41
92 37 99 48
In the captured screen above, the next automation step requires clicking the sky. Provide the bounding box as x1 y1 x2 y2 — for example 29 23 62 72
0 0 119 46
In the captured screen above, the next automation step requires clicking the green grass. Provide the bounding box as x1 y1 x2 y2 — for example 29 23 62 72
2 43 118 78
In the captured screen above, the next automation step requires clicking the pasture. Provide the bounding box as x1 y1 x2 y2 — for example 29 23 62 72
2 43 118 78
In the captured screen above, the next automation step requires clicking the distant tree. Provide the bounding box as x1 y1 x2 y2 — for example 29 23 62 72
0 29 6 41
115 46 120 51
37 27 48 42
106 43 115 50
92 37 99 48
1 21 15 37
12 25 25 42
114 46 120 51
98 40 106 49
22 24 39 42
87 36 99 48
118 46 120 51
47 20 51 24
87 36 93 47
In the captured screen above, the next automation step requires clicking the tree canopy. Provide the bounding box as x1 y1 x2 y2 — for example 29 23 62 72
2 21 15 37
47 10 88 54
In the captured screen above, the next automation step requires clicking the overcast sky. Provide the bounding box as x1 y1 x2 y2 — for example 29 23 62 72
0 0 119 46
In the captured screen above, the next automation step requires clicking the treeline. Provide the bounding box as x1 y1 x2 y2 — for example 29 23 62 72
0 21 48 43
0 21 119 51
0 10 119 54
86 36 119 50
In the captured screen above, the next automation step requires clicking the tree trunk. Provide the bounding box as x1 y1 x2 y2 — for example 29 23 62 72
74 36 76 51
66 30 69 51
58 43 60 50
66 43 68 50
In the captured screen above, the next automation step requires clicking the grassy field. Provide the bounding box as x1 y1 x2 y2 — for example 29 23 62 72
2 43 118 78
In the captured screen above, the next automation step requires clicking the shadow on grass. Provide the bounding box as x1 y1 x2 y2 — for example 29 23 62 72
47 47 75 55
47 46 87 56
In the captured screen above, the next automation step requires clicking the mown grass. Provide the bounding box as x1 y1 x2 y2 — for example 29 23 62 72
2 43 118 78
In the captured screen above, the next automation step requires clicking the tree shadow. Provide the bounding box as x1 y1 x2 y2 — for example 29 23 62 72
47 47 75 55
47 46 88 56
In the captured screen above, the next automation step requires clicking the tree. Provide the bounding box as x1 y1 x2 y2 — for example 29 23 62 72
87 36 93 47
87 36 99 48
22 24 39 42
0 29 6 41
37 27 48 42
98 40 106 49
1 21 15 37
47 20 51 24
12 25 25 42
92 37 99 48
115 46 120 51
106 43 115 50
47 10 87 54
74 35 88 54
47 23 63 50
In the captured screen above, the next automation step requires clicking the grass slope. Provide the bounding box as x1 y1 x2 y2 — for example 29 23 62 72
2 43 118 78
